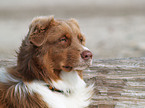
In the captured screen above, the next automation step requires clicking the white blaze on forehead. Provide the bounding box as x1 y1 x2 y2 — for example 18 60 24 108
82 45 90 51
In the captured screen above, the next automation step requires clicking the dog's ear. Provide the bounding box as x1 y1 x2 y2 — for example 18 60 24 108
28 16 54 47
69 18 80 29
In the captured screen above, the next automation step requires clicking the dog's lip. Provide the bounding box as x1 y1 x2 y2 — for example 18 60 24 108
62 66 73 71
73 61 92 71
61 59 92 71
73 65 89 70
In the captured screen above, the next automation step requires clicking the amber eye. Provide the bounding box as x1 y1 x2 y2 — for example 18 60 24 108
78 36 83 43
59 36 67 43
80 37 83 43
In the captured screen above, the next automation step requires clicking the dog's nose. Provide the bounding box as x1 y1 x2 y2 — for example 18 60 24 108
81 50 93 60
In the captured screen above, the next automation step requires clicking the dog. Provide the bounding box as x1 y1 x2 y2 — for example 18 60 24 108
0 16 93 108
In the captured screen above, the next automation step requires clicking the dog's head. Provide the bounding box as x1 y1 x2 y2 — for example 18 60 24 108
29 16 92 72
20 16 92 81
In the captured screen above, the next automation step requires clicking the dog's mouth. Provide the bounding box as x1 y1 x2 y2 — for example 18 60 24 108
62 65 86 72
62 65 87 72
62 66 73 72
73 64 89 71
61 59 92 72
62 64 90 72
73 59 92 71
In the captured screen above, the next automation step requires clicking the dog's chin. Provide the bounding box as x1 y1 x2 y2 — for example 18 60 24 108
61 65 89 72
73 65 88 71
73 61 92 71
61 66 73 72
61 59 92 72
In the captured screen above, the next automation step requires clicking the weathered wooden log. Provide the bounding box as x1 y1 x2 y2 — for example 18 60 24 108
1 57 145 108
84 57 145 108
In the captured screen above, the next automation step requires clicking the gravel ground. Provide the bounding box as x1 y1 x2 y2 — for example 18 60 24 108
1 0 145 59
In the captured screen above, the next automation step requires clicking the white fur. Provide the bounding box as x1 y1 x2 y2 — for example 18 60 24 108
82 45 90 51
25 45 93 108
0 68 19 83
26 71 93 108
0 45 93 108
0 68 93 108
0 68 29 98
0 68 8 82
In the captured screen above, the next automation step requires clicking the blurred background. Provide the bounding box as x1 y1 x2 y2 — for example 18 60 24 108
1 0 145 59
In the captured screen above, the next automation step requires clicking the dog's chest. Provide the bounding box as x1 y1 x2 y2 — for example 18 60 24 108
26 71 92 108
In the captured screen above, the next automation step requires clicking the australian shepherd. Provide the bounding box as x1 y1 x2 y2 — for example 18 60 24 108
0 16 93 108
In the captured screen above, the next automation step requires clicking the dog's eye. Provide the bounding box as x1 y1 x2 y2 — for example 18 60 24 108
58 34 71 47
78 36 84 44
59 36 67 43
78 34 85 45
80 37 83 43
78 34 83 43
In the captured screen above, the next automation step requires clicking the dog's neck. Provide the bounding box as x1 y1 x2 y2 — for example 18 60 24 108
51 71 86 95
25 70 92 108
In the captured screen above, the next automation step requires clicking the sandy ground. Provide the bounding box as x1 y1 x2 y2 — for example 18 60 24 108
1 0 145 59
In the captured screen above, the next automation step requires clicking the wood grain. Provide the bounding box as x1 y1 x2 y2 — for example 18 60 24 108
1 57 145 107
84 57 145 108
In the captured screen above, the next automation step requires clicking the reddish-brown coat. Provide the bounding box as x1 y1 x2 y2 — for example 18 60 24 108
0 16 86 107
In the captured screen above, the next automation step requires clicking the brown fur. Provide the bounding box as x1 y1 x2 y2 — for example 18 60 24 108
0 82 48 108
0 16 87 108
